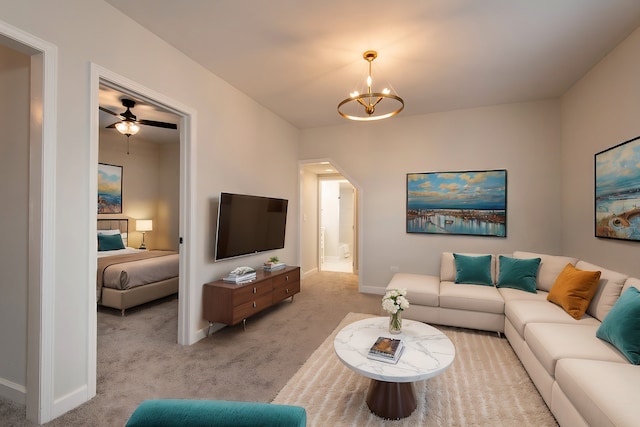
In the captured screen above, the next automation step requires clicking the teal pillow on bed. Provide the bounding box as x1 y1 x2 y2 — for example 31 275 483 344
596 287 640 365
496 255 541 293
453 253 493 286
98 233 125 251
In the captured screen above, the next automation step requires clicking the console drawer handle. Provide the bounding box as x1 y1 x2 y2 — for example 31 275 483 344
285 288 289 294
285 276 289 281
253 301 256 308
253 287 257 294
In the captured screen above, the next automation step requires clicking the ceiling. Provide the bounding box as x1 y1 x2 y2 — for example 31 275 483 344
103 1 640 130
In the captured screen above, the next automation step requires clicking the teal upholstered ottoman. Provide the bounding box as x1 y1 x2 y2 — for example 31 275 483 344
125 399 307 427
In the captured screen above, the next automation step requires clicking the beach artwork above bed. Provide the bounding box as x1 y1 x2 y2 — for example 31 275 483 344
98 163 123 214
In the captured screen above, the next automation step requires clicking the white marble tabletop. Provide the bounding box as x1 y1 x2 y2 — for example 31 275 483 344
334 317 455 383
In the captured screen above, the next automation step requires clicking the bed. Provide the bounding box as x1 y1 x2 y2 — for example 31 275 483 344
97 219 179 315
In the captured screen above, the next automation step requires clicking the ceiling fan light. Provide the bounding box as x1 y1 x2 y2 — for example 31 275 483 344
115 121 140 136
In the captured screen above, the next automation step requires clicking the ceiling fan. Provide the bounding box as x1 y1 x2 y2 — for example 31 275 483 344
99 98 178 136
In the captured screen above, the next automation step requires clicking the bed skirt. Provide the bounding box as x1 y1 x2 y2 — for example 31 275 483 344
100 277 179 316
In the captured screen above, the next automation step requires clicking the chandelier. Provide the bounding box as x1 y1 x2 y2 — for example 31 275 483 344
337 50 404 121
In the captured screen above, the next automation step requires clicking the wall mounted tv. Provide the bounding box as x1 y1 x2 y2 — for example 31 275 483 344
215 192 288 261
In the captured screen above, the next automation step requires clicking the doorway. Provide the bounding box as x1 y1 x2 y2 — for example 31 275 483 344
319 178 356 273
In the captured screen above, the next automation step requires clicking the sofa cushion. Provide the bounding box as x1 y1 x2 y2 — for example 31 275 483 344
505 299 600 339
513 251 578 292
498 287 548 304
452 253 493 286
577 260 628 321
555 359 640 427
439 281 504 314
547 264 601 320
524 323 628 377
386 273 439 307
440 252 496 284
496 255 541 293
596 287 640 364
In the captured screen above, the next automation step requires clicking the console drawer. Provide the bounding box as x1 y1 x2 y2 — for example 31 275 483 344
234 279 272 306
232 294 273 324
273 280 300 303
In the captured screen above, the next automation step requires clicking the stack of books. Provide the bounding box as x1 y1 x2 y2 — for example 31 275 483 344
367 337 405 364
263 262 286 271
223 267 256 284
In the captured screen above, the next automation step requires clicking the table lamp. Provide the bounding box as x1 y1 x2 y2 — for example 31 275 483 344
136 219 153 249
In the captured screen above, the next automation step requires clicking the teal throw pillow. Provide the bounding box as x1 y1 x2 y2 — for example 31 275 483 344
496 255 541 293
98 233 125 251
596 287 640 364
453 253 493 286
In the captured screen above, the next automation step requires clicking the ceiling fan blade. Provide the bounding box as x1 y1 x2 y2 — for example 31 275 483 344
99 106 122 117
138 119 178 130
106 122 118 129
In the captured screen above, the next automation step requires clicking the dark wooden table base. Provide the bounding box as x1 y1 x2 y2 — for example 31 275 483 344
365 379 417 419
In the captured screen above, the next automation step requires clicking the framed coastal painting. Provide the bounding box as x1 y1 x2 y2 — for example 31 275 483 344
98 163 123 214
595 135 640 241
406 169 507 237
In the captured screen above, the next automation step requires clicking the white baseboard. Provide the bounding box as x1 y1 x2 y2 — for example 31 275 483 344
52 384 88 420
302 267 318 278
0 377 26 405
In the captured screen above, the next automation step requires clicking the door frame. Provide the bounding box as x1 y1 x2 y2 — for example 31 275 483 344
0 19 57 423
88 64 198 399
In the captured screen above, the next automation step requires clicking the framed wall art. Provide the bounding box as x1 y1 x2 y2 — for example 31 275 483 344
407 169 507 237
98 163 123 214
595 135 640 241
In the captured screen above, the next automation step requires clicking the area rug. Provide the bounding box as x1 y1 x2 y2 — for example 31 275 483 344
272 312 558 426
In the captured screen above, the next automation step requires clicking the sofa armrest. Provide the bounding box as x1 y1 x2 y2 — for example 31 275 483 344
387 273 440 307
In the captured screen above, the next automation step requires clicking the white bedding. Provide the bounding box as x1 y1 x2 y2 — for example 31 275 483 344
97 247 142 258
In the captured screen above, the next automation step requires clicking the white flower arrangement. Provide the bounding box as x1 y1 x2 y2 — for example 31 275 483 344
382 288 410 314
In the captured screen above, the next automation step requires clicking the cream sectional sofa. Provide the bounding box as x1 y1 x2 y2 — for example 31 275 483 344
386 251 640 427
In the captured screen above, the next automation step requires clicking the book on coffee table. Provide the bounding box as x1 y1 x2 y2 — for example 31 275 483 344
367 337 405 364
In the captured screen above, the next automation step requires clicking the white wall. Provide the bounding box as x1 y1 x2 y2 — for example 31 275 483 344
561 26 640 277
301 99 563 292
0 43 29 403
0 0 299 419
320 180 340 258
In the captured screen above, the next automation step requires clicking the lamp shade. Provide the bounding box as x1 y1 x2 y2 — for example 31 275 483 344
136 219 153 232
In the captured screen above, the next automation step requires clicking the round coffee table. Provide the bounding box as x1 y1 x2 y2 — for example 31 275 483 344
333 316 455 419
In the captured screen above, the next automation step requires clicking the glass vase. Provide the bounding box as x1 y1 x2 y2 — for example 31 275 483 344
389 311 402 334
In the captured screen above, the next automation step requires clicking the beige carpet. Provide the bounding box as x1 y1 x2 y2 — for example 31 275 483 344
273 312 558 427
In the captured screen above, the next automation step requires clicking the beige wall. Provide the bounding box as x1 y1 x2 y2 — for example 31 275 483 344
98 130 179 251
561 26 640 276
301 99 563 292
0 43 29 402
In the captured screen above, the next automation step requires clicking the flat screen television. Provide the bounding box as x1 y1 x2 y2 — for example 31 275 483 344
215 192 288 261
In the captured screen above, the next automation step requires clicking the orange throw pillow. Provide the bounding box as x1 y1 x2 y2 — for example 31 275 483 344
547 263 601 320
